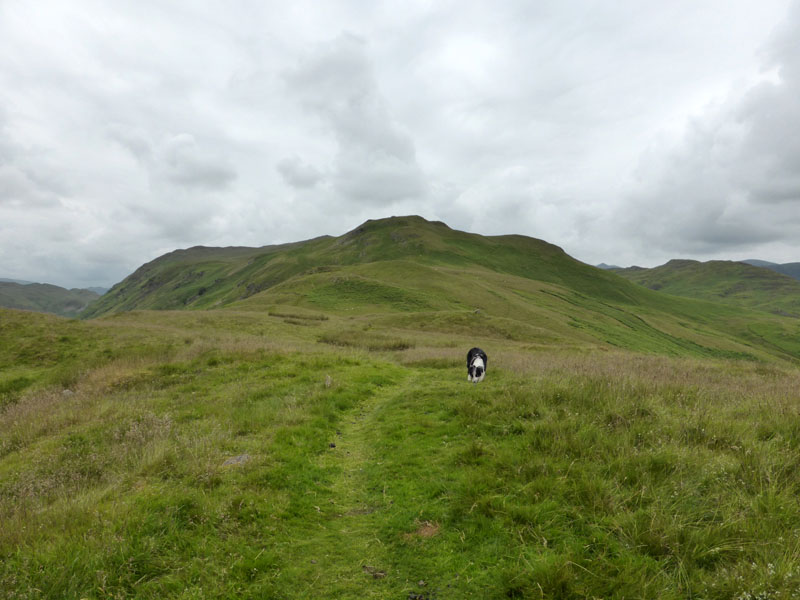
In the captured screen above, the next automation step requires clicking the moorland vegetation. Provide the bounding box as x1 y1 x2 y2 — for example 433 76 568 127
3 216 800 599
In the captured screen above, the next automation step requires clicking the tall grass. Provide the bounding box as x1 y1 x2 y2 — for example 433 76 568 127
3 307 800 598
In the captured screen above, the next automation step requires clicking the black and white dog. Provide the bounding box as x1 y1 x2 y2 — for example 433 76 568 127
467 347 488 383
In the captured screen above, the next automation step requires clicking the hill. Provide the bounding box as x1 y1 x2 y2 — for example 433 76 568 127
0 281 100 318
6 218 800 597
612 258 800 317
4 300 800 597
81 216 800 363
743 259 800 281
83 216 646 318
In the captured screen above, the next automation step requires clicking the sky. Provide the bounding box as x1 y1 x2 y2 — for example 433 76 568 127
1 0 799 288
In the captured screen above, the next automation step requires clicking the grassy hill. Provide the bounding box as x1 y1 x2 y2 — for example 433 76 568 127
612 259 800 317
82 216 800 363
0 281 99 318
5 216 800 597
4 304 800 598
744 259 800 281
83 216 653 318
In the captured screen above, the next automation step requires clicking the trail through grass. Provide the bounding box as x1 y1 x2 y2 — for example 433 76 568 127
4 307 800 598
280 370 416 597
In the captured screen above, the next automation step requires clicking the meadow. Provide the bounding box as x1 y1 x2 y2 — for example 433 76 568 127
3 306 800 599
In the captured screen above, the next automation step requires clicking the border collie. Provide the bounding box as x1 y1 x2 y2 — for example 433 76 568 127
467 347 488 383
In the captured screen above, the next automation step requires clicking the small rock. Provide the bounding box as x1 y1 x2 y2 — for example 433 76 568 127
418 580 426 586
62 389 74 397
329 442 336 448
222 453 250 467
310 559 317 564
362 565 386 579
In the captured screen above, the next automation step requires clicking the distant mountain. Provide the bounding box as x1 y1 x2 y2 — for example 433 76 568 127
84 215 665 320
595 263 621 270
613 259 800 317
0 282 100 318
76 215 800 362
742 259 777 268
1 278 107 294
743 260 800 282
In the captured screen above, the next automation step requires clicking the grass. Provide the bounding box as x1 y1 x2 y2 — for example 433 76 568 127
79 216 649 318
0 282 99 318
3 305 800 598
613 259 800 317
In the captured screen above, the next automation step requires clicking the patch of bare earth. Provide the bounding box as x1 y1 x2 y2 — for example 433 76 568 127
404 520 440 540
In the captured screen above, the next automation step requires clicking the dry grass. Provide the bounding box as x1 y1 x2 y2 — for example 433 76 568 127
396 343 800 405
403 520 441 540
5 306 800 598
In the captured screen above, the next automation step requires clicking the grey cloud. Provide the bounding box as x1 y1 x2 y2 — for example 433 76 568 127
109 129 237 190
107 124 153 162
284 34 425 204
334 151 423 203
0 118 62 208
619 2 800 257
160 134 237 190
0 165 60 207
276 156 324 189
2 1 798 288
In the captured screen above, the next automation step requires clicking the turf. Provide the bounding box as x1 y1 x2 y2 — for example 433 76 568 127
3 306 800 598
613 259 800 317
5 216 800 598
0 282 99 318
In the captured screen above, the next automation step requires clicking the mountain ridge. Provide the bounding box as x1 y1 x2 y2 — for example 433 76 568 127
0 282 100 318
76 215 800 363
83 215 644 318
611 259 800 317
743 259 800 281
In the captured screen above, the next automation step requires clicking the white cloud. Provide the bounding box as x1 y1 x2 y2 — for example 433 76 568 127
615 1 800 263
0 0 797 287
283 33 425 205
276 156 324 189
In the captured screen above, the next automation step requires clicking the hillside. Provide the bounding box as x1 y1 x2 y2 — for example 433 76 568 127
4 303 800 598
612 259 800 317
83 216 645 318
743 259 800 281
80 216 800 363
6 218 800 597
0 281 99 318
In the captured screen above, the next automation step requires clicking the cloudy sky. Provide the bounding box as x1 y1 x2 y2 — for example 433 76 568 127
1 0 799 288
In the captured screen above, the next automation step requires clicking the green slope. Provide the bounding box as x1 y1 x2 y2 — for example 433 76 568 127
82 216 642 319
613 259 800 317
0 282 99 318
80 216 800 363
5 306 800 598
748 260 800 281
